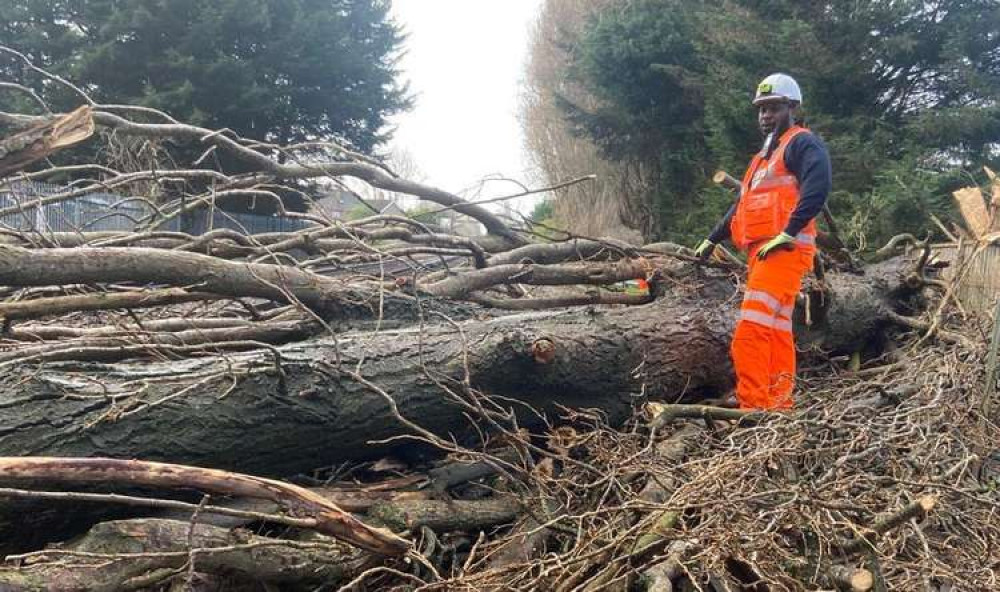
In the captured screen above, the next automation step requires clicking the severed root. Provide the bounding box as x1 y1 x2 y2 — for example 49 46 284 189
0 457 410 556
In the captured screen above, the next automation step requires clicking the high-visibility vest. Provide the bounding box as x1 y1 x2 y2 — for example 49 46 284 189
730 125 817 251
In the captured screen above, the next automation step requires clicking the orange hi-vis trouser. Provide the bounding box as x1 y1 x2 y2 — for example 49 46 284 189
731 241 815 410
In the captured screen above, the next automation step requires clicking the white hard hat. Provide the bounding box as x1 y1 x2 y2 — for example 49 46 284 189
752 73 802 106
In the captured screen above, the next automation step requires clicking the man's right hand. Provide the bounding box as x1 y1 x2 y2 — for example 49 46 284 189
694 239 716 261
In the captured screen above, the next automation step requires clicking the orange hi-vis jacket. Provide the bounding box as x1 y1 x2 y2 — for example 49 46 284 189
730 125 817 251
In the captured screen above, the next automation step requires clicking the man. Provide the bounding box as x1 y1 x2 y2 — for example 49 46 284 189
694 73 832 410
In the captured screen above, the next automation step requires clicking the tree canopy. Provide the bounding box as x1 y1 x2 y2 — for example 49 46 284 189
553 0 1000 247
0 0 411 152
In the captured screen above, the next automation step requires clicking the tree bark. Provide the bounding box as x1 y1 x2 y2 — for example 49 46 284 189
0 259 919 477
0 245 373 317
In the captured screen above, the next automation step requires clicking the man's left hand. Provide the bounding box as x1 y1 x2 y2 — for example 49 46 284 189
757 233 795 260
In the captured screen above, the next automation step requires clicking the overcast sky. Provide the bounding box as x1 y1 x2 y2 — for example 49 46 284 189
388 0 542 214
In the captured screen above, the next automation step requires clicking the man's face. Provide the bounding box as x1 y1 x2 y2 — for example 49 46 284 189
757 100 792 136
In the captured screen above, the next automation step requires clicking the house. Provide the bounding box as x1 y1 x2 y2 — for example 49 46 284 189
310 187 405 221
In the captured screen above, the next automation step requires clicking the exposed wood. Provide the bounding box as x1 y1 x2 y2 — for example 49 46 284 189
952 186 990 238
828 565 875 592
0 105 94 176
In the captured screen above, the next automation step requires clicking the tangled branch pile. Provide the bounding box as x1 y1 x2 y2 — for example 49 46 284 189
0 49 997 591
432 336 997 592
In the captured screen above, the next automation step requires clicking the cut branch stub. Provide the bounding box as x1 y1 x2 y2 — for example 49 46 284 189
0 457 411 556
532 337 556 364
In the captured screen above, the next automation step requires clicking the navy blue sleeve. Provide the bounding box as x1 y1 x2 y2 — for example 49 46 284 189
782 132 832 237
708 202 736 244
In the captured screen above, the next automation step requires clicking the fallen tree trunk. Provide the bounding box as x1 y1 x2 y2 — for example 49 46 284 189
0 258 921 478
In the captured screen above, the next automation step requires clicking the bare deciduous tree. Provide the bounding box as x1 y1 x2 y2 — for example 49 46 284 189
521 0 648 243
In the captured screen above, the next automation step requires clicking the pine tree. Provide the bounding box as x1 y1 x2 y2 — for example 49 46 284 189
0 0 411 152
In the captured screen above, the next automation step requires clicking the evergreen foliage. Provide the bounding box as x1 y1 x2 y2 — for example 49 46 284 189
0 0 411 152
559 0 1000 247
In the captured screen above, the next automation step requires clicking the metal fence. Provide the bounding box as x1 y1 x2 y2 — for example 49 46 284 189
159 209 311 235
0 181 150 232
0 181 311 235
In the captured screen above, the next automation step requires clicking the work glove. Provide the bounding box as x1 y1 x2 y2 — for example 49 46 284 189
693 239 716 261
757 232 795 260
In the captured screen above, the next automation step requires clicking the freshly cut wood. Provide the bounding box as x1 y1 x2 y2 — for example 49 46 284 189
0 105 93 176
828 565 875 592
0 457 409 556
986 166 1000 208
953 186 990 238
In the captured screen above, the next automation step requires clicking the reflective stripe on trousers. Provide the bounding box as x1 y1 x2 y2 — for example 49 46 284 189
739 308 793 333
731 244 813 411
